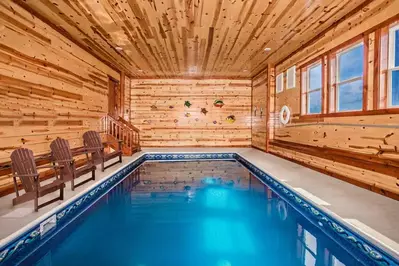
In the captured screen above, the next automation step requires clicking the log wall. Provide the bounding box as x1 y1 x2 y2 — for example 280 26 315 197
251 68 268 151
130 79 251 147
267 0 399 199
0 2 119 193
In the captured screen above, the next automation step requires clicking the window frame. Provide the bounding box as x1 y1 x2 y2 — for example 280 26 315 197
302 61 323 115
335 41 365 112
276 73 284 93
387 23 399 108
287 66 296 89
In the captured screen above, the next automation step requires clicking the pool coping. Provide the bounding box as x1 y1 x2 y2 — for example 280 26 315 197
0 152 398 265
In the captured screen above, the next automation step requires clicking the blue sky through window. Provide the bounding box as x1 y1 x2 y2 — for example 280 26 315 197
309 64 322 91
308 91 321 114
339 44 364 81
337 43 364 111
392 70 399 106
338 80 363 111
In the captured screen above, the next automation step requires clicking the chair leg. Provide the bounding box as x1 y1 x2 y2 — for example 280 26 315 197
92 169 96 181
101 161 105 172
60 186 64 200
119 154 122 163
34 195 39 212
71 180 75 191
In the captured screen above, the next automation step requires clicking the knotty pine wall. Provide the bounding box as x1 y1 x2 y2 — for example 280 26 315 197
0 2 119 179
251 68 268 151
130 79 251 147
269 0 399 199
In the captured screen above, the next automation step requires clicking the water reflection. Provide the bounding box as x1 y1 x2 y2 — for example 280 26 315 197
29 161 356 266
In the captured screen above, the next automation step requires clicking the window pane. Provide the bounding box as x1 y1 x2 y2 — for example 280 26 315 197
308 90 321 114
338 44 364 81
309 64 322 91
392 70 399 106
395 29 399 67
338 80 363 111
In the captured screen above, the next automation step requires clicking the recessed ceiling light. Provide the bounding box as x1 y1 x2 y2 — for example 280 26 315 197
137 69 143 72
243 69 248 72
115 46 123 51
264 47 272 51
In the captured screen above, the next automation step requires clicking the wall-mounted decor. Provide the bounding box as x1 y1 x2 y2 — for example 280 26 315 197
279 105 291 125
226 115 236 124
169 105 174 109
174 119 178 123
201 108 208 115
151 105 158 111
260 107 263 117
254 106 257 116
213 99 224 108
184 101 192 108
213 120 217 124
184 113 191 117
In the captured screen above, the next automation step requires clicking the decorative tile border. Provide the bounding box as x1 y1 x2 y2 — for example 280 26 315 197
0 152 397 266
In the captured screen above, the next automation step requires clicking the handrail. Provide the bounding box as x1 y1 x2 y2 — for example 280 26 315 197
100 114 140 155
117 116 140 132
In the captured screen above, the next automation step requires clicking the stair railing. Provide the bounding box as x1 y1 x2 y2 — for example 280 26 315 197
100 114 140 154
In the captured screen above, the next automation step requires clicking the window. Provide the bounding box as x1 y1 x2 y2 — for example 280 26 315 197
301 62 322 114
336 42 364 111
388 24 399 107
276 73 284 93
287 66 296 89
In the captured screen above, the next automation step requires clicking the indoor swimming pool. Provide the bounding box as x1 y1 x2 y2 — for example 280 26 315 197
1 154 396 266
17 160 367 266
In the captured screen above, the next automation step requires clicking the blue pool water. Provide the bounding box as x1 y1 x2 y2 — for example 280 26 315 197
26 160 362 266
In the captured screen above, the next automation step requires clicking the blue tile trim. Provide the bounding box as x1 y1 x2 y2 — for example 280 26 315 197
0 152 397 266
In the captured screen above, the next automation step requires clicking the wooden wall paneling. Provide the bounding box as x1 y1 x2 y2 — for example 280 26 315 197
270 2 399 198
251 68 268 151
130 79 251 147
0 2 119 195
124 76 132 121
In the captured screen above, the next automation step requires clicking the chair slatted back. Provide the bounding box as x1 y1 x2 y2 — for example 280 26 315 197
83 131 103 148
10 148 37 192
50 138 74 179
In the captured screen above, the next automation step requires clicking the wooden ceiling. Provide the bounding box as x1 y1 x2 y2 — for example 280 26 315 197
16 0 372 78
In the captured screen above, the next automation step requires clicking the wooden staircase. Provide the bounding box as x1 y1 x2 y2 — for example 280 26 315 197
100 114 140 156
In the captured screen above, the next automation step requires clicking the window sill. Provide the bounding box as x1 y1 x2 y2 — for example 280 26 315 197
298 108 399 121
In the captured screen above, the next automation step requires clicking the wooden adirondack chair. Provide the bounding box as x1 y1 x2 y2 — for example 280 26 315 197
10 148 65 212
83 131 122 172
50 138 96 191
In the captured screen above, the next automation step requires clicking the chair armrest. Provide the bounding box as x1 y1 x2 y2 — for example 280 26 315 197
13 173 39 178
54 159 75 164
37 165 64 170
84 147 103 152
103 140 122 145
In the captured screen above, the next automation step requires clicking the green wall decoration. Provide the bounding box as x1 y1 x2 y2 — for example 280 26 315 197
214 99 224 108
184 101 192 108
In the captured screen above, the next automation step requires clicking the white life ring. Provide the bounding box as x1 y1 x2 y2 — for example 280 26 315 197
280 105 291 125
277 200 288 221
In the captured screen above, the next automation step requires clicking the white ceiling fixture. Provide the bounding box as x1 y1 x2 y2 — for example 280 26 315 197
115 46 123 51
264 47 272 51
